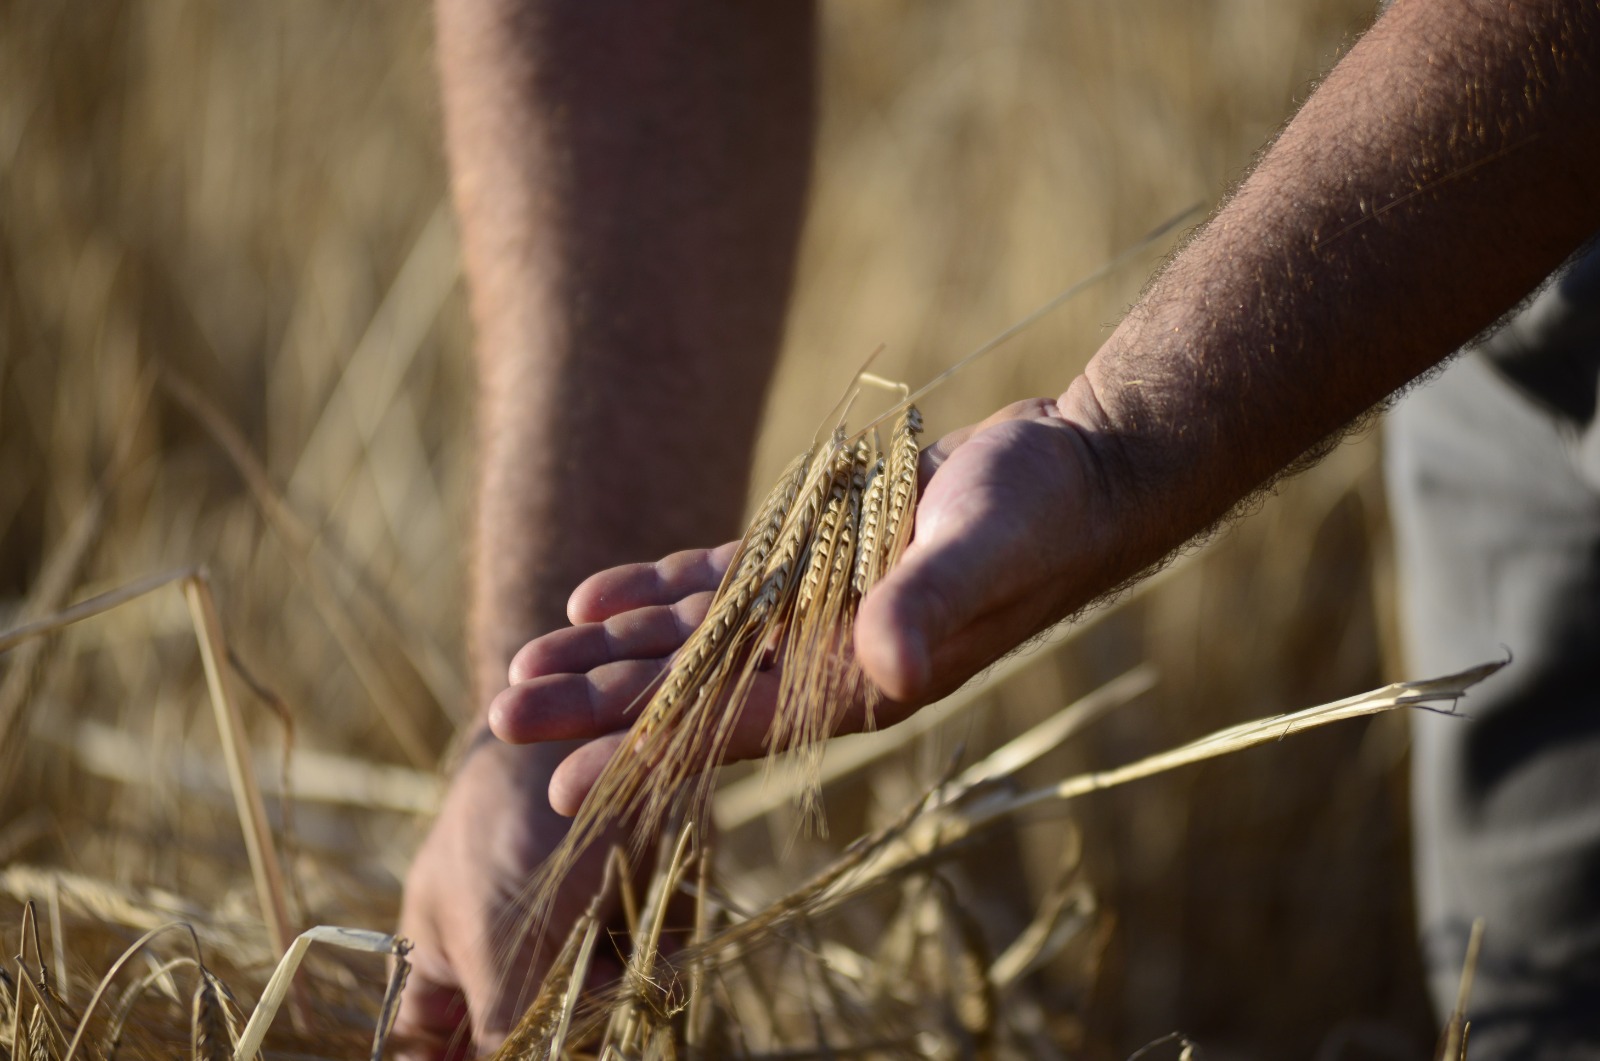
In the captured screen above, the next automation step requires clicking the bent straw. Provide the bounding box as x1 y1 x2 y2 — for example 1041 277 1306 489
231 926 398 1061
695 660 1502 956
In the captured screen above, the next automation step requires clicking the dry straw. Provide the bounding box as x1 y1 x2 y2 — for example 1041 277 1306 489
481 661 1498 1060
4 201 1472 1058
0 571 1498 1061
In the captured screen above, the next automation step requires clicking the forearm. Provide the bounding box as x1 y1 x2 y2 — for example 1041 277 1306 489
435 0 816 708
1069 0 1600 586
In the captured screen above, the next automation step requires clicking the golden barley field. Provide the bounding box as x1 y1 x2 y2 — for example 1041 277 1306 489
0 1 1456 1057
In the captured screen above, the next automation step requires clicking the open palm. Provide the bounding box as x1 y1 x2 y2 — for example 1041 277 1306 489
488 396 1115 815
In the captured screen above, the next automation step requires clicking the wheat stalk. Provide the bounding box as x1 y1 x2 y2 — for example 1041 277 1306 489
689 661 1500 961
507 428 858 945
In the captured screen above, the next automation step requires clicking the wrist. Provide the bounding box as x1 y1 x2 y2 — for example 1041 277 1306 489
450 726 578 797
1055 370 1195 602
449 722 502 772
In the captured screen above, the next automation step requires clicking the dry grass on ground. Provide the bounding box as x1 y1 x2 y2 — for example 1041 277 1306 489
0 1 1456 1057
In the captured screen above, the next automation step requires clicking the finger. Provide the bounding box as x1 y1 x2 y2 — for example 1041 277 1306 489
546 667 783 816
510 592 714 684
916 422 978 484
920 590 1069 703
490 659 668 743
857 502 1038 703
469 838 620 1048
916 397 1059 483
549 731 630 817
471 934 544 1053
391 946 472 1061
568 542 738 624
857 412 1083 702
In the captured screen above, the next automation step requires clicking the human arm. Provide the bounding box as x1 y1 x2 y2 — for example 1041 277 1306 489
489 0 1600 804
396 2 814 1055
860 0 1600 698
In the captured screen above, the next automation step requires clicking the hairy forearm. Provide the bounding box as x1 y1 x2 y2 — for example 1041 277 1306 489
1067 0 1600 587
435 1 815 708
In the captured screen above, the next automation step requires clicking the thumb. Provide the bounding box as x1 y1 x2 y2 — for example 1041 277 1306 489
856 401 1080 703
854 492 1009 703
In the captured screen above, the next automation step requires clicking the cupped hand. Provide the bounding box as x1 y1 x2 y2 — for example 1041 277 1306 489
393 740 618 1060
489 396 1121 816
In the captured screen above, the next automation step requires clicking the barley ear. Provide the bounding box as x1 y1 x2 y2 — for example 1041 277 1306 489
770 440 874 830
850 453 887 599
29 1006 52 1061
190 974 228 1061
514 436 842 973
857 405 923 723
722 450 809 597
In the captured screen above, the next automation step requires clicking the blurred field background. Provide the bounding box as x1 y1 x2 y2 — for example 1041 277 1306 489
0 1 1437 1057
